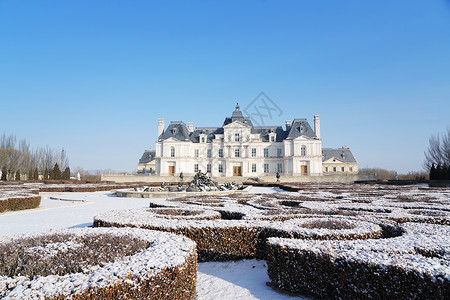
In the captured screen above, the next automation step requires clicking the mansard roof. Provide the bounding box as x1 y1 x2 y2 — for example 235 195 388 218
222 103 254 127
158 104 317 143
159 121 191 141
252 126 287 142
190 127 223 143
322 147 357 163
139 149 156 164
286 119 317 139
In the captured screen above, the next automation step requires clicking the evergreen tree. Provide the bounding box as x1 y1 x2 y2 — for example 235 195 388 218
15 170 20 181
444 165 449 180
1 167 7 181
33 168 39 180
44 168 49 180
62 167 71 180
430 164 436 180
436 164 446 180
52 163 61 180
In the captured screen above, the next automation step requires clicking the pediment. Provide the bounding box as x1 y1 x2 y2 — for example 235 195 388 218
162 137 189 142
323 157 346 164
293 135 314 141
223 120 252 129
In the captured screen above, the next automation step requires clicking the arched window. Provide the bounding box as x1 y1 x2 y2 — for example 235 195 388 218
301 146 306 156
170 147 175 157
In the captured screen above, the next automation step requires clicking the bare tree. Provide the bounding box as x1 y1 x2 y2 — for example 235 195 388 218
424 127 450 171
0 133 70 181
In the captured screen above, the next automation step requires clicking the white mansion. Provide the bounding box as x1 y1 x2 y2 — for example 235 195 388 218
150 104 358 178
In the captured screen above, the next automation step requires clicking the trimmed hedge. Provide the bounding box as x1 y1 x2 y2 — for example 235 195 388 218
266 222 450 299
0 193 41 213
94 216 264 262
266 242 449 299
1 228 197 300
94 211 383 262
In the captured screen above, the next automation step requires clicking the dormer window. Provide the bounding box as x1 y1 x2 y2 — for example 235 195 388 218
271 136 275 142
171 128 177 135
297 126 305 133
199 134 207 143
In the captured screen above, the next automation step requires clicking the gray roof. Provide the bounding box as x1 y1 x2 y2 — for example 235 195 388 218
251 126 287 142
190 127 223 143
159 121 191 141
286 119 317 139
159 105 317 143
139 149 156 164
322 148 357 163
222 103 254 127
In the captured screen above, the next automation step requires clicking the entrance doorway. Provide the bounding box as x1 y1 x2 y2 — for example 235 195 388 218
168 166 175 176
233 166 242 176
301 165 308 175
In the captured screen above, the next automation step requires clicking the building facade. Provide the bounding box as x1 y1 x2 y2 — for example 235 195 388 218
154 104 325 177
322 146 358 174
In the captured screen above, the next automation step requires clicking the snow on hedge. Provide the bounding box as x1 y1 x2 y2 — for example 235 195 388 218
0 227 197 299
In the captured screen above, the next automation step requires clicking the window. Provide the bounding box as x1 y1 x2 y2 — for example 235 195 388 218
277 148 283 157
277 163 283 173
207 149 211 158
252 148 256 157
194 164 199 172
349 167 353 172
264 164 269 173
218 148 223 158
195 149 199 158
252 163 256 172
325 167 329 172
201 137 205 143
235 133 240 142
333 167 337 172
235 148 240 157
170 147 175 158
271 136 275 142
301 146 306 156
341 167 345 172
207 164 211 173
264 148 269 157
218 164 223 173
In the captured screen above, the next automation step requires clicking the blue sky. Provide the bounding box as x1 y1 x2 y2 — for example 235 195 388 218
1 0 449 173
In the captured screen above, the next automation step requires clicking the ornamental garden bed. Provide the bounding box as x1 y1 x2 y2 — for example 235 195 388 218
94 184 450 298
4 182 449 299
266 222 450 299
0 190 41 213
0 228 197 300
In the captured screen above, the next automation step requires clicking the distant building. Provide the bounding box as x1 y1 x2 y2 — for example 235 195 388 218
153 104 327 177
322 146 358 174
137 148 156 174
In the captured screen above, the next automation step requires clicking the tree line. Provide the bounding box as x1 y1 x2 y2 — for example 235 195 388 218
0 133 70 181
424 127 450 180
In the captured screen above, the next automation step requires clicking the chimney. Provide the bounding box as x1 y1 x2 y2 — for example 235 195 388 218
285 120 291 131
188 122 194 133
314 115 321 139
158 118 164 137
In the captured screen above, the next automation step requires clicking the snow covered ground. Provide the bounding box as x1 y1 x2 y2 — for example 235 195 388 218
0 187 306 299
